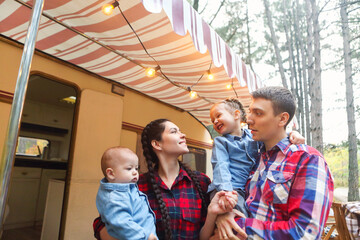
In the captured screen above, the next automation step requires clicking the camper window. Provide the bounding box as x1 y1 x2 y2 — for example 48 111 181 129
16 136 49 158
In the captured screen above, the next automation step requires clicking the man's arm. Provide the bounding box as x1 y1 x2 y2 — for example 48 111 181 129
236 153 334 239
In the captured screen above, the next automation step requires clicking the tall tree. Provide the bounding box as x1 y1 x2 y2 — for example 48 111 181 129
340 0 359 201
263 0 288 89
295 0 311 144
310 0 324 153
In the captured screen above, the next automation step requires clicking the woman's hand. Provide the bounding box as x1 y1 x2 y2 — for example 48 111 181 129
213 212 247 240
289 131 305 145
99 227 117 240
148 233 157 240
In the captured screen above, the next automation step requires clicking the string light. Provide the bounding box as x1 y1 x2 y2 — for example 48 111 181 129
207 70 214 80
102 1 119 15
101 1 219 103
240 122 246 127
226 84 232 89
188 87 197 99
209 139 214 144
145 66 160 77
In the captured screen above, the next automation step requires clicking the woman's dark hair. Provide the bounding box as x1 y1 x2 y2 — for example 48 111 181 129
141 119 207 239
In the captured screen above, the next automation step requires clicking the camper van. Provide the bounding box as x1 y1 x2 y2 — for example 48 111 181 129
0 0 258 239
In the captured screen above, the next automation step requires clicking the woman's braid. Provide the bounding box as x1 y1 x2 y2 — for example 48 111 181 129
141 119 172 240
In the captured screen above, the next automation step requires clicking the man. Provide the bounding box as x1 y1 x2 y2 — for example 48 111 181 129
214 86 334 240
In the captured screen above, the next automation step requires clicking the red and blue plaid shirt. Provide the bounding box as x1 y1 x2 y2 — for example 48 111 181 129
236 137 334 239
93 167 210 240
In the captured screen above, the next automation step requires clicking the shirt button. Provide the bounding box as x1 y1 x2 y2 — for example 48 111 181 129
250 197 253 200
307 229 312 233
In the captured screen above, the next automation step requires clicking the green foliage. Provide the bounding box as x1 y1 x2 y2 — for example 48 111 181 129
324 143 360 188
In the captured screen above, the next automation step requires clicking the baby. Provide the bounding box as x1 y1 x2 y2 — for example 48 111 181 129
96 147 157 240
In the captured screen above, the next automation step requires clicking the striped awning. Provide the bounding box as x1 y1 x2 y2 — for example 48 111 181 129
0 0 262 125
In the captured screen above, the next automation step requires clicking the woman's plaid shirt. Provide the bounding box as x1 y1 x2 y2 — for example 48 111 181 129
93 167 210 240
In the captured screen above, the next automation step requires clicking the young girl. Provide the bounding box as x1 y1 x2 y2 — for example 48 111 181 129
94 119 240 240
208 98 304 218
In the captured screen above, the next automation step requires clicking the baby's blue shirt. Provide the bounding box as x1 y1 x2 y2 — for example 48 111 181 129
96 178 157 240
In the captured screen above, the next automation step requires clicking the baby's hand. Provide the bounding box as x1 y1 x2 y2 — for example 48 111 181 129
219 191 238 212
148 233 157 240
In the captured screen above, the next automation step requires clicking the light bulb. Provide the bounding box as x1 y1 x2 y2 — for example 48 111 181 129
189 90 197 98
102 4 115 15
207 71 214 80
146 68 156 77
102 1 119 16
240 122 246 127
226 84 232 89
209 139 214 144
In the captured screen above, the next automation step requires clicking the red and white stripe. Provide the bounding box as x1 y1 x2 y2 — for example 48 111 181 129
0 0 262 125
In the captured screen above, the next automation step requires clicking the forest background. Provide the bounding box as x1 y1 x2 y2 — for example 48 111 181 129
187 0 360 201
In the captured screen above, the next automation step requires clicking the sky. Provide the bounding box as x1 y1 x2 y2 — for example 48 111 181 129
197 0 360 144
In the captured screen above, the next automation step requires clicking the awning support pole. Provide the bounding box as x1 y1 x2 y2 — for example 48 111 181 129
0 0 44 231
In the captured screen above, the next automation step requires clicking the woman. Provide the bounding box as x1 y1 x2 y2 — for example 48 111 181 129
93 119 239 240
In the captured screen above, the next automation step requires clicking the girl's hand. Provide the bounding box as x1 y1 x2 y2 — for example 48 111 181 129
219 191 238 212
289 131 305 145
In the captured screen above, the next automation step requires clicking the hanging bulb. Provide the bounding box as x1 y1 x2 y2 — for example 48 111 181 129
145 66 160 77
209 139 214 144
240 122 246 127
207 70 214 80
102 1 119 16
187 87 197 99
226 84 232 89
190 90 197 98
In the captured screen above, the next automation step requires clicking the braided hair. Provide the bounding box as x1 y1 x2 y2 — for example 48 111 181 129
221 97 247 123
141 119 207 239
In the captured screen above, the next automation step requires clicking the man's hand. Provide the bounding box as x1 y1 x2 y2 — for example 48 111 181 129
212 212 247 240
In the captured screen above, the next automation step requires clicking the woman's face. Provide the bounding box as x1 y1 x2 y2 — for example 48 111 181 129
157 121 189 156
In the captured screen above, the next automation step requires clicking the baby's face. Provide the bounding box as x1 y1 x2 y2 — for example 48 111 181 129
110 153 139 184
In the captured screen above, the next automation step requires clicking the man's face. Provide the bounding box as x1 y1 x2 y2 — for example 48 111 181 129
247 98 282 143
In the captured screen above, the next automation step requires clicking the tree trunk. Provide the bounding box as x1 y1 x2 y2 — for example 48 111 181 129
306 0 316 147
245 0 254 72
310 0 323 153
295 0 311 144
193 0 199 11
340 0 359 201
282 0 296 97
263 0 288 89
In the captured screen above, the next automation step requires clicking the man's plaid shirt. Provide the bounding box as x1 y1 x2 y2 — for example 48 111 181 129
236 137 334 239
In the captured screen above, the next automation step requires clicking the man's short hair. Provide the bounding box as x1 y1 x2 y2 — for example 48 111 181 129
251 86 296 127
